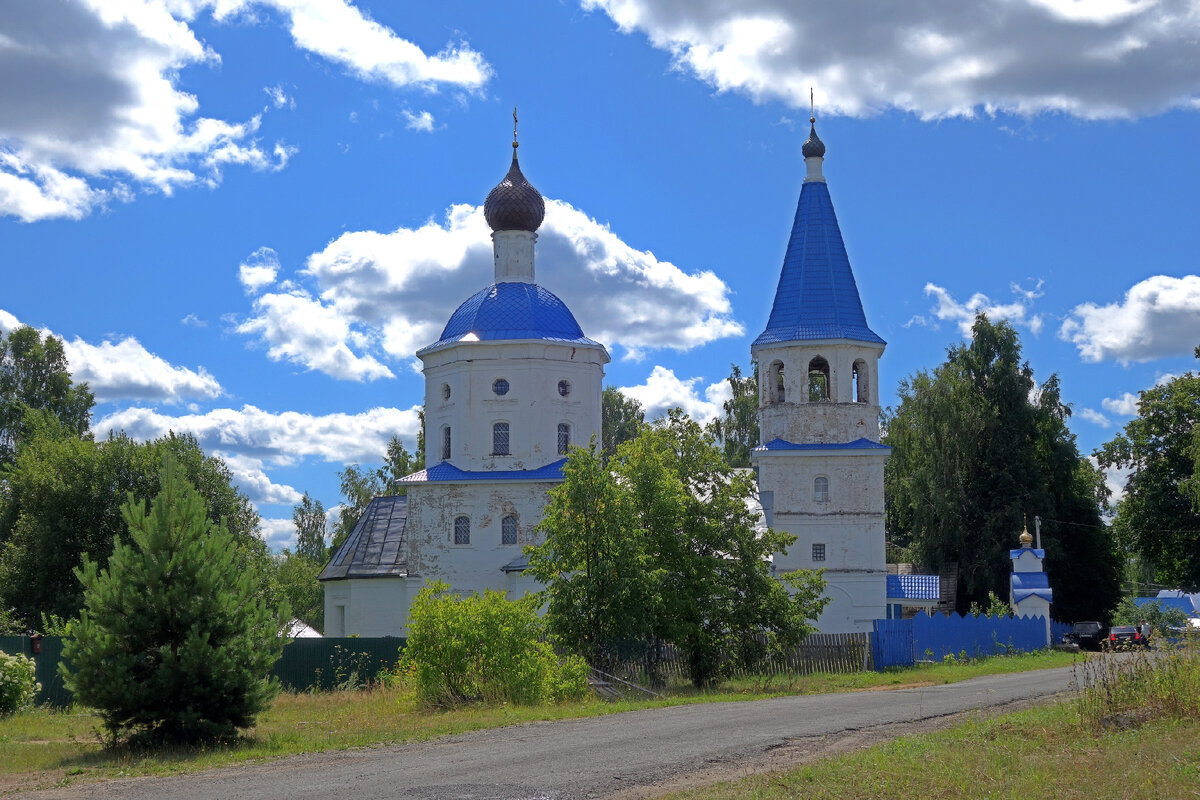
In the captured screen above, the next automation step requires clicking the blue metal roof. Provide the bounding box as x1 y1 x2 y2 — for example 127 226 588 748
1010 548 1046 560
1011 572 1053 604
424 283 601 351
753 179 885 347
1134 597 1196 614
887 574 940 601
398 458 567 484
318 496 407 581
754 437 891 452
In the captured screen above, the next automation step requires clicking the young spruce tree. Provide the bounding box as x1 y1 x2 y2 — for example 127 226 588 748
63 457 286 744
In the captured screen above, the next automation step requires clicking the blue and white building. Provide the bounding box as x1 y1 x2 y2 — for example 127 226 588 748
750 119 890 633
319 135 609 636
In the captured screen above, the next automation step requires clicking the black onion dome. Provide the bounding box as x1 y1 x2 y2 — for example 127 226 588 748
802 122 826 158
484 155 545 232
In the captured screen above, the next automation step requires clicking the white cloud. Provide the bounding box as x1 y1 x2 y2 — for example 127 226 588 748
401 110 435 132
1090 455 1131 505
582 0 1200 119
1102 392 1139 416
619 365 730 422
220 452 303 506
239 246 281 294
1078 407 1111 428
0 0 489 222
258 517 298 551
1 308 222 404
181 313 208 327
913 280 1044 336
236 199 742 379
264 84 295 109
1059 275 1200 363
94 403 422 466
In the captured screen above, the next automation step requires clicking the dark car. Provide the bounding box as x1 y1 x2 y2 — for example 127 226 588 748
1104 625 1149 650
1064 621 1107 651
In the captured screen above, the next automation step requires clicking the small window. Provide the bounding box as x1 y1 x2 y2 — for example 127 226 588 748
557 423 571 455
501 515 518 546
814 476 830 503
812 543 826 562
441 383 451 401
441 426 451 461
493 422 510 455
454 516 470 545
558 379 571 397
492 378 510 396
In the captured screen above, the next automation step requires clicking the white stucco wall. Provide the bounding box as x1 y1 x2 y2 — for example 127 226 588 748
322 577 419 637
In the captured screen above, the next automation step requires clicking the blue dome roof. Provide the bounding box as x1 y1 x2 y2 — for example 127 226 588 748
429 283 601 348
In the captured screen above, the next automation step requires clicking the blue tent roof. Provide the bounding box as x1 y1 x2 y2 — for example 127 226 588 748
398 458 567 484
423 283 601 351
753 179 884 347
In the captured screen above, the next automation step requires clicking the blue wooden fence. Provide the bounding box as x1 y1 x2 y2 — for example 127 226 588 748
873 612 1055 670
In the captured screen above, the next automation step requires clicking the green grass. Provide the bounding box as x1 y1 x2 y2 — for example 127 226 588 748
0 648 1080 794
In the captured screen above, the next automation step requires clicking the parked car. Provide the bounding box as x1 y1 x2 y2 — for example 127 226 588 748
1063 621 1107 651
1104 625 1150 650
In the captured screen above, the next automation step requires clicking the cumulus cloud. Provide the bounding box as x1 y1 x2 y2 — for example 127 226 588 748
0 0 490 222
220 452 303 506
258 517 298 551
1059 275 1200 364
94 403 422 466
264 85 295 109
619 365 731 422
1078 408 1111 428
1090 455 1132 505
401 110 436 132
582 0 1200 119
1102 392 1139 416
1 308 222 404
910 281 1044 336
239 246 281 294
235 200 742 379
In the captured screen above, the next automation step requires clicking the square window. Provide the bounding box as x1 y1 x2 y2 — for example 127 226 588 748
812 543 826 562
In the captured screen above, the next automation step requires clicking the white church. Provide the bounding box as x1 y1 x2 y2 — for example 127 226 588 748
319 117 889 636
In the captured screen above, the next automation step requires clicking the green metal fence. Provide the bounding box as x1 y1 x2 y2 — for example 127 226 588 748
0 636 407 706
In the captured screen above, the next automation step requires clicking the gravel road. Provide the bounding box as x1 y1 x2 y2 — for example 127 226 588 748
21 665 1081 800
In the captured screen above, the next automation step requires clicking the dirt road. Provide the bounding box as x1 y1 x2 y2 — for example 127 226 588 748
21 665 1081 800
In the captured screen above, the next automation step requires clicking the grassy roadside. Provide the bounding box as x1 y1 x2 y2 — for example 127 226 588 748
663 642 1200 800
0 649 1077 794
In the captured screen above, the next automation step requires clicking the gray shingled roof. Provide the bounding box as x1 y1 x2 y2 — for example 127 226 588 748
318 495 409 581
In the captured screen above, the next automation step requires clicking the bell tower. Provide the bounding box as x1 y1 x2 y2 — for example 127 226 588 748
751 116 889 633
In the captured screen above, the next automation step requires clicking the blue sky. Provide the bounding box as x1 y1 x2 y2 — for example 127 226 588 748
3 0 1199 549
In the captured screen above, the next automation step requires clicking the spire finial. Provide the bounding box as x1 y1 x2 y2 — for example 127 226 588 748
810 87 815 124
512 106 519 153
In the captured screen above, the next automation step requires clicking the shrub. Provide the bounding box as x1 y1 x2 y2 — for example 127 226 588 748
0 651 40 714
62 457 286 744
406 581 588 706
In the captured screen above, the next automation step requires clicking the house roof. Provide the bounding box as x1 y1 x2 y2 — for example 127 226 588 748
318 495 408 581
887 574 940 601
1135 596 1197 615
754 437 891 452
752 169 885 348
397 458 568 484
419 282 602 354
1011 572 1053 604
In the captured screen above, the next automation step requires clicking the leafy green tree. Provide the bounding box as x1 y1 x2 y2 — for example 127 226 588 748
530 413 827 688
1097 367 1200 590
292 492 328 562
329 435 421 553
62 458 285 744
273 550 324 631
885 316 1120 621
0 428 267 626
0 326 94 467
601 386 644 460
706 363 759 468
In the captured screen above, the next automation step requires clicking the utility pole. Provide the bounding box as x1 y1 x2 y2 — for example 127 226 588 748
1034 516 1042 549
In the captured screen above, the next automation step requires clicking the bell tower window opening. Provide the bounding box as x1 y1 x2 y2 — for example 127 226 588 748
814 475 830 503
557 423 571 455
852 359 869 403
769 361 785 404
808 356 830 402
501 515 518 546
493 422 511 455
454 516 470 545
440 425 451 461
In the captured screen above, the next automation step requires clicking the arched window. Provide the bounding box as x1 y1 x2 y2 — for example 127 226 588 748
852 359 869 403
769 361 786 403
440 383 451 401
440 425 451 460
814 476 830 503
492 421 510 455
557 422 571 455
808 356 830 402
501 515 518 546
557 379 571 397
454 516 470 545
